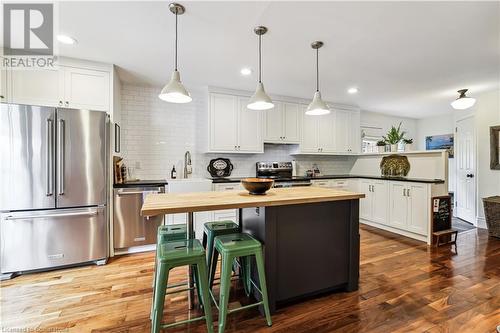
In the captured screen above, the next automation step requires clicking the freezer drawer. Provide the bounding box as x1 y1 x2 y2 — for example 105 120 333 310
113 187 164 249
0 207 108 273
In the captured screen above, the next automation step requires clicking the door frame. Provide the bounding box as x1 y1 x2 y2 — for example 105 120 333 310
454 114 477 226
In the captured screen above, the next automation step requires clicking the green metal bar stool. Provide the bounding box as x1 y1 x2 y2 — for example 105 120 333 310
151 239 214 333
201 221 242 289
210 233 272 333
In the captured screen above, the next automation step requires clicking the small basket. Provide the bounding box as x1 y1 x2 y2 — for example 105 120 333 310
482 196 500 238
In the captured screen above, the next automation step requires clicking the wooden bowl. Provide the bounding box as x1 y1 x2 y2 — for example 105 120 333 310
241 178 274 195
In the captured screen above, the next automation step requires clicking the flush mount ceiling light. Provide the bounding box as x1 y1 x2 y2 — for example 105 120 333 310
348 87 358 94
159 2 192 104
451 89 476 110
57 34 77 45
247 26 274 111
240 67 252 76
306 41 330 116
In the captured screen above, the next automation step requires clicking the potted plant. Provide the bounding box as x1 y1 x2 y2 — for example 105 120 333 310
403 138 414 151
376 140 386 153
383 122 406 152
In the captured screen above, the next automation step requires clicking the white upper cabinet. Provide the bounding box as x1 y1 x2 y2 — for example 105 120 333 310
300 107 336 153
64 67 110 111
237 97 263 152
10 68 63 107
209 93 239 152
263 101 300 144
335 109 361 154
208 92 263 153
6 64 110 111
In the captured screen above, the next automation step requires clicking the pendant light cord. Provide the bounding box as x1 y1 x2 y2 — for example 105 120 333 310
258 34 262 83
316 48 319 92
174 10 178 71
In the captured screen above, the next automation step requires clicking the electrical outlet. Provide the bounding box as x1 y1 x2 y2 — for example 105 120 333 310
135 161 141 169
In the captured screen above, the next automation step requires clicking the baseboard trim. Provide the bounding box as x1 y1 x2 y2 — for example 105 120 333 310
476 217 487 229
360 219 429 244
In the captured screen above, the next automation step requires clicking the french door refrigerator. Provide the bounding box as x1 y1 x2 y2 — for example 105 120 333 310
0 103 108 278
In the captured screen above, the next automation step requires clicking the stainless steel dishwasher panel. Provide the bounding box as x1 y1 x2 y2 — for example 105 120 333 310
113 186 164 249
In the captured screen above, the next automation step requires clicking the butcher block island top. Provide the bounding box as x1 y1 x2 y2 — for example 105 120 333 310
141 187 365 216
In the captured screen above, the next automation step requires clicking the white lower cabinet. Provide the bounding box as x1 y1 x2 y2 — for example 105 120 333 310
360 179 431 243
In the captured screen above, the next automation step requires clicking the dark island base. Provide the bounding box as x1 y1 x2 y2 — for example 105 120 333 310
240 199 360 313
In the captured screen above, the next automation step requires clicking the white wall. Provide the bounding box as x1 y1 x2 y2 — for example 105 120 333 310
416 114 455 193
120 84 356 180
474 89 500 227
361 110 418 141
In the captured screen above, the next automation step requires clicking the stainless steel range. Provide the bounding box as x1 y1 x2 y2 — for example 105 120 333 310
256 162 311 188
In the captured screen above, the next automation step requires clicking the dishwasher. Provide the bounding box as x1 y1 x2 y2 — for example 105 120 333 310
113 185 164 249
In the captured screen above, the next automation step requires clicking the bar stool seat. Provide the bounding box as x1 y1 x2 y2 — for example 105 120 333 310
151 239 213 333
158 224 187 243
211 233 272 333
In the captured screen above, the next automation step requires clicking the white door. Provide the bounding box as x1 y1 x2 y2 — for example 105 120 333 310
389 182 408 229
318 112 336 153
237 97 263 152
371 180 389 225
210 93 238 151
283 102 300 143
301 107 319 153
10 68 63 107
359 180 372 220
407 184 428 235
335 109 350 152
455 116 476 224
263 101 283 142
0 56 10 103
63 67 110 111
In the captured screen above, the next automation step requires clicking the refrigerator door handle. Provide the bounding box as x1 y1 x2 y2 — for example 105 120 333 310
46 118 53 196
57 119 65 195
4 210 98 221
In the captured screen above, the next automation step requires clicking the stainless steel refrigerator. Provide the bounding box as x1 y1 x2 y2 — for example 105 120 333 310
0 103 108 278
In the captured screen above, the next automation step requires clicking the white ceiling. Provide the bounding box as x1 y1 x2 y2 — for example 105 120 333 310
57 1 500 118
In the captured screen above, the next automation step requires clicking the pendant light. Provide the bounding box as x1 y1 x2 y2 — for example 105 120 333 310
451 89 476 110
306 41 330 115
159 3 192 103
247 26 274 111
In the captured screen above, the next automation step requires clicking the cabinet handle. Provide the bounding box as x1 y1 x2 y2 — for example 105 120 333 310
407 189 410 197
403 189 406 196
0 95 4 99
59 100 63 106
65 101 69 106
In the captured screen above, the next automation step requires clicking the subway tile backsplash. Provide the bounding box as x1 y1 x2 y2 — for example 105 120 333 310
120 84 355 180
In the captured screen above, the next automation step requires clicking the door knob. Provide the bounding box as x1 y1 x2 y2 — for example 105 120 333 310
466 174 474 178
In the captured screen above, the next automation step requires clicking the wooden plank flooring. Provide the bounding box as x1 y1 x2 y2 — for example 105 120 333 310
1 225 499 332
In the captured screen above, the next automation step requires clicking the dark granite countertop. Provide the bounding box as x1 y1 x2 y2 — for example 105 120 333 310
210 175 445 184
113 179 168 188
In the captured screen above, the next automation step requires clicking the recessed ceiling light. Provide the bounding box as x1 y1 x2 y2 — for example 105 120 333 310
240 67 252 76
57 34 77 45
348 87 358 94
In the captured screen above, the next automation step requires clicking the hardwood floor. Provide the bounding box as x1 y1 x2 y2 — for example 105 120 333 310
1 225 499 333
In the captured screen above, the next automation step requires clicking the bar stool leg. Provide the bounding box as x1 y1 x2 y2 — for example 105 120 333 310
254 250 272 327
218 253 233 333
209 248 219 289
195 258 214 333
151 263 169 333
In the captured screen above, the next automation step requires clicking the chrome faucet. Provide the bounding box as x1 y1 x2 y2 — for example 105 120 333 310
184 151 192 178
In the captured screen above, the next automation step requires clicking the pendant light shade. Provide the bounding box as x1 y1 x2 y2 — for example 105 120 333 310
247 26 274 111
306 41 330 116
159 3 192 104
451 89 475 110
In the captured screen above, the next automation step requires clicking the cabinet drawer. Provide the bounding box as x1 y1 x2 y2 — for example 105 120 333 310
213 183 243 192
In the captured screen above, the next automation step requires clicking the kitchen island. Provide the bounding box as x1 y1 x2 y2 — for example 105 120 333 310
142 187 365 312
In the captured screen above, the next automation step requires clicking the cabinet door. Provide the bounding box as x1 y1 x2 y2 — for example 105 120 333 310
335 109 350 152
0 57 10 103
359 180 372 220
209 93 238 152
350 111 361 153
300 108 319 152
64 67 109 111
371 180 389 225
318 111 336 153
311 180 331 188
283 102 300 143
389 182 408 229
10 68 63 107
407 184 428 236
237 97 263 152
263 101 283 143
